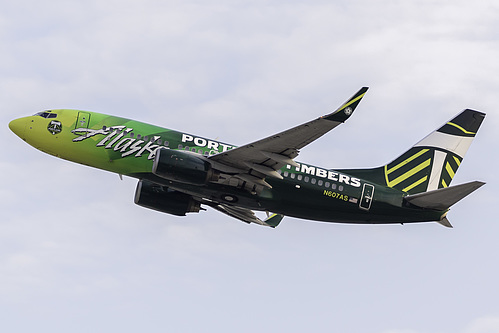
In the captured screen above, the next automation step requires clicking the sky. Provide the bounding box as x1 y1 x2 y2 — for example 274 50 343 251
1 1 499 332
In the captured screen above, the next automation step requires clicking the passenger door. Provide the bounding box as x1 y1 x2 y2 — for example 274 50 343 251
76 112 91 130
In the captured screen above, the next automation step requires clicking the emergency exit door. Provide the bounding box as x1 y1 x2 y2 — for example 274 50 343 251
76 112 91 129
359 184 375 210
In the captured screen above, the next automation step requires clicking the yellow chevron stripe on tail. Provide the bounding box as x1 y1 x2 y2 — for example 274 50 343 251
383 109 484 194
338 109 485 195
383 148 433 194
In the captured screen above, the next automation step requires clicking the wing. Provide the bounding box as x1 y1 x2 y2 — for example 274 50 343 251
209 203 284 228
208 87 369 190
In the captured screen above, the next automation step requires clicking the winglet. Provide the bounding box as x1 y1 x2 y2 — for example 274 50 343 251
324 87 369 122
264 213 284 228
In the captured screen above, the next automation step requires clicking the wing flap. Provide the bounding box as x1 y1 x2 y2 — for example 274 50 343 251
208 87 368 190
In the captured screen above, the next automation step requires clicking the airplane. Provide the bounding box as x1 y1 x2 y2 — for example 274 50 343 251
9 87 486 228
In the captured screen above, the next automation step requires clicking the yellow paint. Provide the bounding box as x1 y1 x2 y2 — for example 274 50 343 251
387 158 431 187
453 156 461 166
339 93 366 111
386 149 429 174
447 122 475 135
445 162 455 179
323 190 349 202
402 176 428 192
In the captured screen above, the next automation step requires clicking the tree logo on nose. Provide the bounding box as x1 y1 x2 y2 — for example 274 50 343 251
47 121 62 135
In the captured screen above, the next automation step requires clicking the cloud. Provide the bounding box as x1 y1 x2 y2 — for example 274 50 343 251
381 316 499 333
464 316 499 333
1 1 499 332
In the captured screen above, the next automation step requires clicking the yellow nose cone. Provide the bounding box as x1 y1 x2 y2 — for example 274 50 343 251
9 118 27 140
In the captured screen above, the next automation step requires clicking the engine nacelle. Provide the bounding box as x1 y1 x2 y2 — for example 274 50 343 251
134 180 201 216
152 148 219 185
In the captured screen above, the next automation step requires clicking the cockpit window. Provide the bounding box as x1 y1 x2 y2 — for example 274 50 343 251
34 111 58 119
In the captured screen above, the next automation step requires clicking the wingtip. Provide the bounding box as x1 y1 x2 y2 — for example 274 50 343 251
264 213 284 228
324 87 369 122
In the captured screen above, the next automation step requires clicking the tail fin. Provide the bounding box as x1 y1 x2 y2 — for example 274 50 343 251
343 109 485 194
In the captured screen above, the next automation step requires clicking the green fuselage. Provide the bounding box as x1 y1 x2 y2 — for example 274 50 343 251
10 109 445 224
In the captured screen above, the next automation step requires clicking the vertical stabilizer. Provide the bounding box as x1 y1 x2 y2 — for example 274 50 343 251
341 109 485 194
384 109 485 194
383 109 485 194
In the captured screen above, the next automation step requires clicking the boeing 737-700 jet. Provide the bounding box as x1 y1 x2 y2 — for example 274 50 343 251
9 87 485 228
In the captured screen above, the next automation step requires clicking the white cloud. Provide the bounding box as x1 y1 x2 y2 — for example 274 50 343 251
464 316 499 333
1 1 499 332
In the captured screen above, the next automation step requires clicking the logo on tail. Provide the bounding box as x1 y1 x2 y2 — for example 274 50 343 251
384 109 485 194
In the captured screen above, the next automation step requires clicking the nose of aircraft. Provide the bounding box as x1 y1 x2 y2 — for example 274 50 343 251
9 117 27 140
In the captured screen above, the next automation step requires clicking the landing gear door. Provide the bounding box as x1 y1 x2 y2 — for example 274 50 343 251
359 184 375 211
76 112 91 130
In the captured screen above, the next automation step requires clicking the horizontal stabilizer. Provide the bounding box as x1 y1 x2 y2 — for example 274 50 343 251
438 217 453 228
404 181 485 210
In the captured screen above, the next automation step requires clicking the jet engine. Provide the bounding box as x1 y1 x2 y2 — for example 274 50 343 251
152 148 219 185
134 179 201 216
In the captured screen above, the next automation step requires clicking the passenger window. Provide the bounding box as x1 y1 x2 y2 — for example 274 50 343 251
164 141 169 147
283 171 289 177
178 144 183 149
144 136 148 141
325 182 330 188
311 178 316 184
297 175 303 181
290 173 296 179
331 184 337 190
157 139 162 145
318 180 323 186
339 185 344 191
304 176 309 182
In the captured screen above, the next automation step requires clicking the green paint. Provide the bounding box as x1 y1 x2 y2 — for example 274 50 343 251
9 105 485 228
